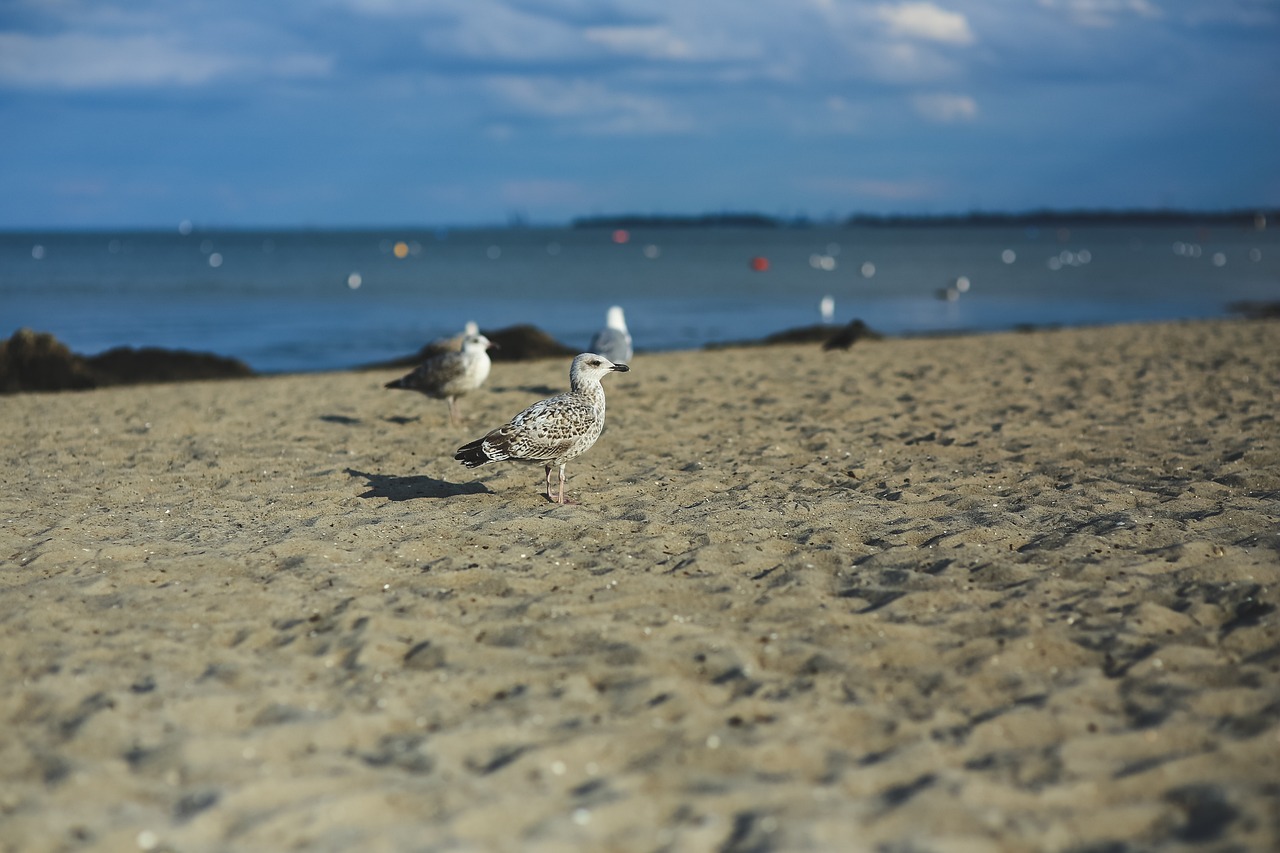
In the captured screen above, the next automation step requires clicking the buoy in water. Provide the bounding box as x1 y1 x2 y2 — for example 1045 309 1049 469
749 256 769 272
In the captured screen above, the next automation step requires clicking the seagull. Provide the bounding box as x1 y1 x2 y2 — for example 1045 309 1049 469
420 320 480 359
455 353 630 504
588 306 633 364
385 333 494 424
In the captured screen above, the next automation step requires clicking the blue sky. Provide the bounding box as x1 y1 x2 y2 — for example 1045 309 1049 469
2 0 1277 228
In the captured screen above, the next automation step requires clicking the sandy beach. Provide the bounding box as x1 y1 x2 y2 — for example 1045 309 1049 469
2 318 1278 852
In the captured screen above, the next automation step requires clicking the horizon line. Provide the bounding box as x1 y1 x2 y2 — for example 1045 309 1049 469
2 205 1275 234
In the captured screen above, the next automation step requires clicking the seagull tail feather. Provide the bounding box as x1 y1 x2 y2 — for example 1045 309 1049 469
455 437 495 468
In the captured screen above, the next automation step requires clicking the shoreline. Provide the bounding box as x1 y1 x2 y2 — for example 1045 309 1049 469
2 318 1278 850
7 312 1276 393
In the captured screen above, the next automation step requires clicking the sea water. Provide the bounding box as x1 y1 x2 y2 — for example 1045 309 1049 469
2 224 1276 373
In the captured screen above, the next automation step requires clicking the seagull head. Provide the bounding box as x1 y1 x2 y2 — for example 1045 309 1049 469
461 334 496 353
571 352 629 387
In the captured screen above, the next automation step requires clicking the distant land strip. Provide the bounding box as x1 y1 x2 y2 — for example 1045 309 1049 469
572 208 1276 230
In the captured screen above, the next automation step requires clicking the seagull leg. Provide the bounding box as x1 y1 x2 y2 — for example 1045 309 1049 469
557 463 576 505
545 465 555 502
447 396 460 425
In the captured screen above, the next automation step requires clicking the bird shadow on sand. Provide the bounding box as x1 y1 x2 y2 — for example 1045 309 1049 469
346 468 491 501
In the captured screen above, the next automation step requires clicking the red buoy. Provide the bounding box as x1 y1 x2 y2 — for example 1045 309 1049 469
749 256 769 272
612 229 630 244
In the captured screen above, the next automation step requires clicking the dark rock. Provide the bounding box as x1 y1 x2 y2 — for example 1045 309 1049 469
368 324 576 371
1227 300 1280 320
705 319 882 350
822 319 883 350
88 346 252 385
0 328 98 393
763 324 837 345
482 324 577 362
1 328 253 394
705 324 827 349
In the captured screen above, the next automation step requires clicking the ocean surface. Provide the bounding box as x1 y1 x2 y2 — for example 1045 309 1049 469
3 223 1277 374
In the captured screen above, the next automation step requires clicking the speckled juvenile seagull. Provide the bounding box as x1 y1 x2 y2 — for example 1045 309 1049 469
454 352 630 504
589 305 633 364
385 333 494 425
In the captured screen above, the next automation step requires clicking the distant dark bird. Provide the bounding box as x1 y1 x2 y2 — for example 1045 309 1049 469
588 305 633 364
385 333 494 424
455 353 629 504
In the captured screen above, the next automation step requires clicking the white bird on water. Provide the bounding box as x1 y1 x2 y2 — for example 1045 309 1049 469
455 353 630 504
589 305 633 364
385 333 494 425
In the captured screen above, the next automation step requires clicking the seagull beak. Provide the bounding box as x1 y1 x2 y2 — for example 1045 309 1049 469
612 363 630 372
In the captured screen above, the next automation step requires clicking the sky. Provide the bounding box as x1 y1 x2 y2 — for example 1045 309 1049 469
2 0 1278 229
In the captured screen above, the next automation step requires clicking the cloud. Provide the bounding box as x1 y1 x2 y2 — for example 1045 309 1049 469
875 2 976 45
857 40 967 84
0 31 330 89
3 0 1277 227
1180 1 1280 27
0 32 240 88
821 95 868 132
912 92 978 122
583 25 692 59
813 176 942 201
805 1 974 85
499 178 592 207
416 2 589 63
485 76 693 134
407 2 764 72
1036 0 1163 29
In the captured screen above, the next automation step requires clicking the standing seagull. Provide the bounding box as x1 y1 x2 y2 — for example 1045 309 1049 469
589 305 633 364
455 353 629 504
385 333 494 425
420 320 480 359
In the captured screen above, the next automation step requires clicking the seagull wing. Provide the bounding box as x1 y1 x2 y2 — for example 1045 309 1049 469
483 394 599 462
403 351 466 395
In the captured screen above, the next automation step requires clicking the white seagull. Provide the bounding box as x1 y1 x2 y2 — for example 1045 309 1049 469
455 353 630 504
386 333 494 424
588 305 633 364
420 320 481 358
